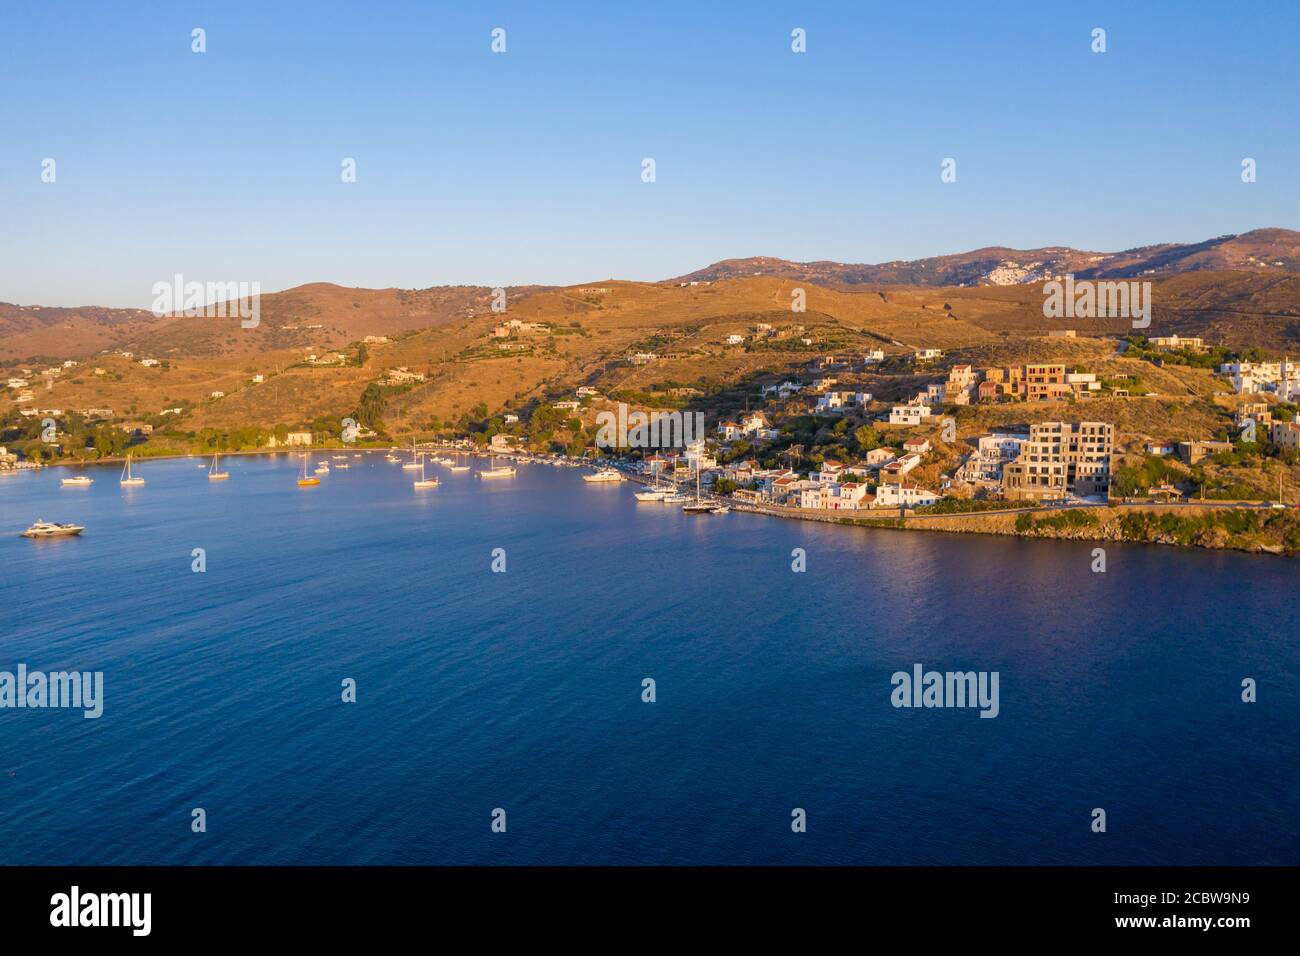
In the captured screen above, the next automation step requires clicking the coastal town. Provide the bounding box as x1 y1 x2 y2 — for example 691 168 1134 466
5 329 1299 525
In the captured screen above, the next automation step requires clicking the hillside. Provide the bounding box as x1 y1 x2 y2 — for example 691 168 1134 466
669 228 1300 288
0 283 552 362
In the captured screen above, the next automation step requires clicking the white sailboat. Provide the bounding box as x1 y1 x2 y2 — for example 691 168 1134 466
682 468 713 513
634 474 669 501
448 451 470 472
477 454 516 479
413 458 439 489
208 453 229 481
120 453 144 487
402 437 423 470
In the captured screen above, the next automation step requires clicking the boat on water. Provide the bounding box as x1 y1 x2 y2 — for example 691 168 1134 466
119 453 144 487
635 488 668 501
401 438 424 470
710 506 731 514
61 475 94 487
21 520 85 538
412 459 439 489
682 469 714 513
314 461 330 475
335 461 350 469
662 492 690 504
478 455 516 479
385 454 400 463
208 453 230 481
297 454 320 487
584 467 623 483
448 451 470 472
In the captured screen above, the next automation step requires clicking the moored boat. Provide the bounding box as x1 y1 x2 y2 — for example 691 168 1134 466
61 475 93 487
120 453 144 487
412 459 439 488
297 454 320 487
478 455 516 479
583 467 623 483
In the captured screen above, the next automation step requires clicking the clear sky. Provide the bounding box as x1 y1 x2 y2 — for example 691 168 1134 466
2 1 1298 307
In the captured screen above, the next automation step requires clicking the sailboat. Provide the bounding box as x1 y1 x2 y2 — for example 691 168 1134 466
120 453 144 487
634 474 669 501
477 454 516 479
208 453 229 481
412 458 439 489
402 437 423 470
448 451 470 472
682 467 713 513
297 454 320 487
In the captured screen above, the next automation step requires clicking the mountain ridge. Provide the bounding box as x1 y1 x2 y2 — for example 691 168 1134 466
667 228 1300 288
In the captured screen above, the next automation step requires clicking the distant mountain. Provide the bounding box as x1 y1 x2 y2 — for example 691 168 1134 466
668 228 1300 288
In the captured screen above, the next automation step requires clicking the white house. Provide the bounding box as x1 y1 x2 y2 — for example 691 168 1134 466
739 411 771 436
882 452 922 478
889 405 932 425
873 481 939 509
717 420 742 441
861 447 898 469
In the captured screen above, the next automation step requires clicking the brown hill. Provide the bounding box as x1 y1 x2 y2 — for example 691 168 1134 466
669 228 1300 288
0 283 552 362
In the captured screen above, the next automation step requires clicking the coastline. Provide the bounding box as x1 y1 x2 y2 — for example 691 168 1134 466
726 499 1298 556
14 450 1296 556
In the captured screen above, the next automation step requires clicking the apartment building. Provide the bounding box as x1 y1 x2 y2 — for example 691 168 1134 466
979 366 1025 401
1002 421 1114 501
957 432 1028 485
1149 335 1206 353
1025 364 1070 402
1269 421 1300 451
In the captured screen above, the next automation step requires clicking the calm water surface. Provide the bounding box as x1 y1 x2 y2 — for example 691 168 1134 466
0 454 1296 864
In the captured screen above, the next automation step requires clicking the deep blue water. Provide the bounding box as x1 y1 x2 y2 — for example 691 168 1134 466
0 453 1296 865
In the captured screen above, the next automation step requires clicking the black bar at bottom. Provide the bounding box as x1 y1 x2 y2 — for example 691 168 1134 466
0 866 1288 941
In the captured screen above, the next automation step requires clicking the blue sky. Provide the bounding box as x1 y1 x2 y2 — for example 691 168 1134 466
2 1 1298 307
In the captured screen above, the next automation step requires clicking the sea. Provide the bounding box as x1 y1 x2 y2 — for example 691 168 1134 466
0 453 1296 865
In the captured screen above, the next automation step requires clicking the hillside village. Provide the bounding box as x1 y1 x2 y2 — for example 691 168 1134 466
3 267 1300 539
